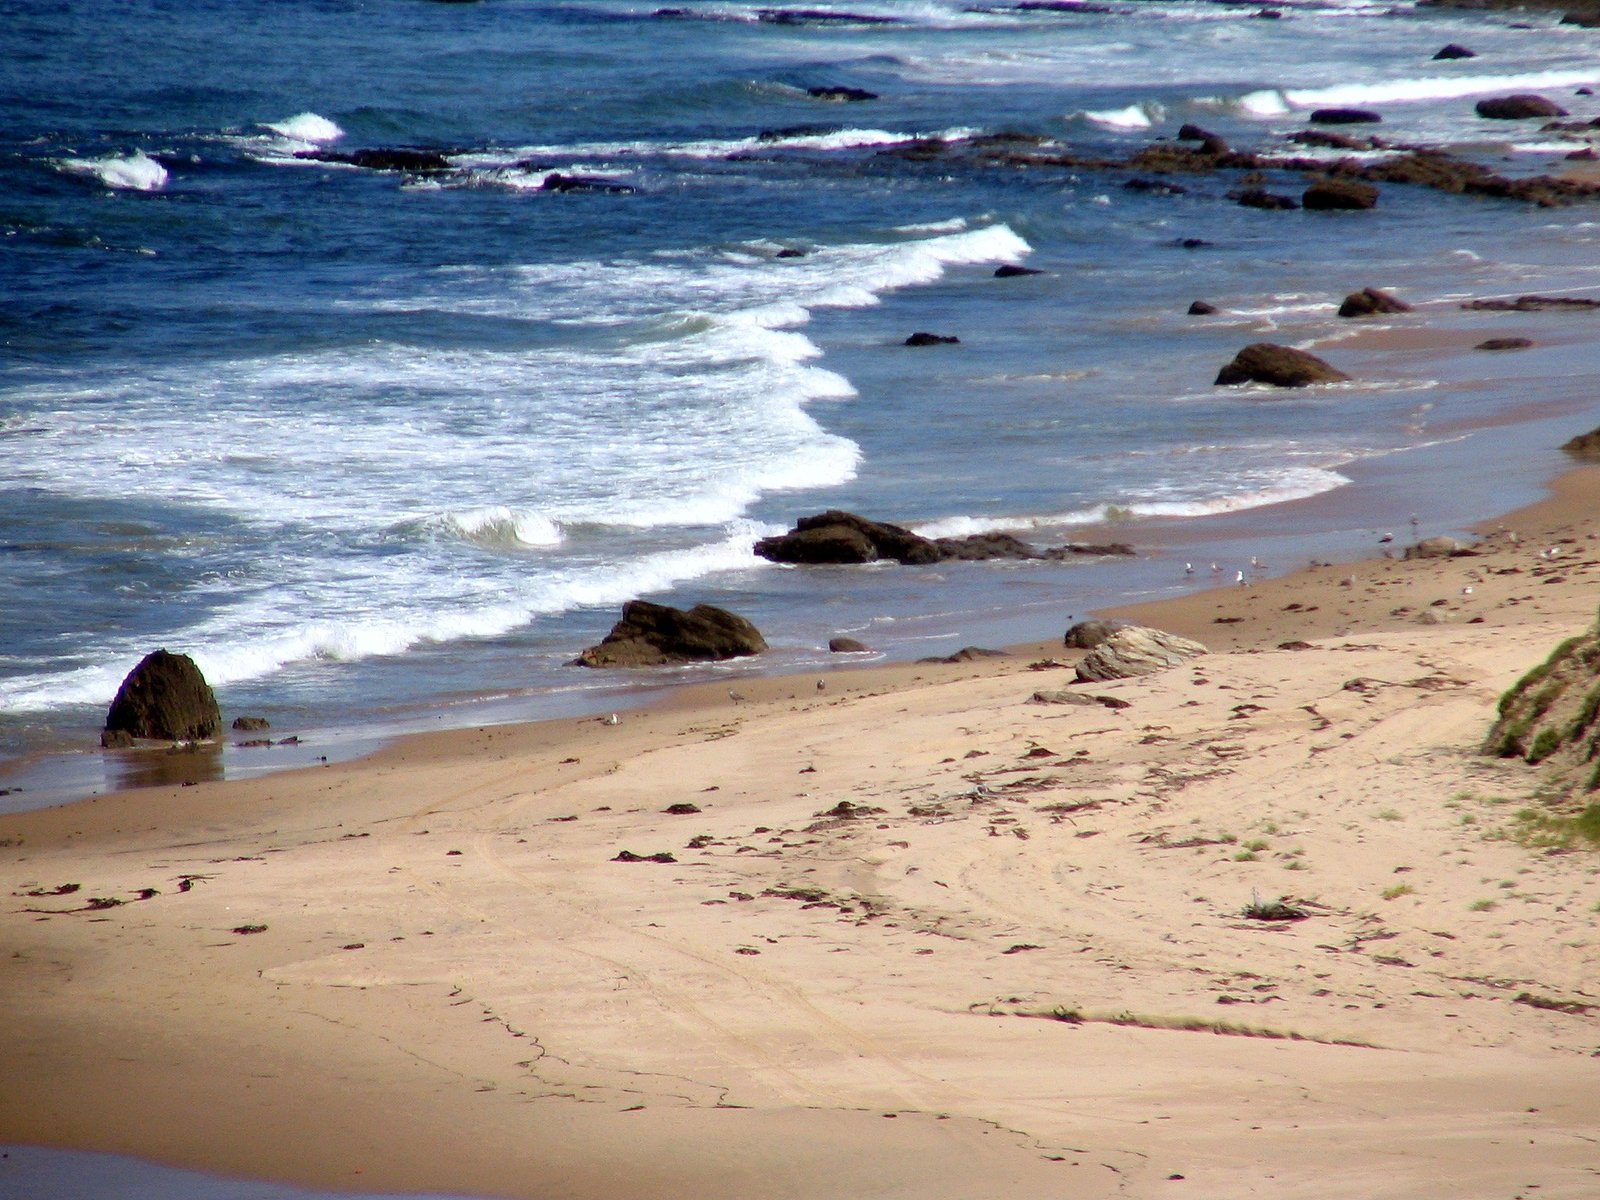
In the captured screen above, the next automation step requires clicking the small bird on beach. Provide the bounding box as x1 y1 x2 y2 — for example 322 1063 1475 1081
602 712 620 726
816 679 826 691
1462 586 1474 595
728 688 747 704
1378 532 1393 544
1210 562 1222 575
1235 569 1247 586
1184 561 1195 575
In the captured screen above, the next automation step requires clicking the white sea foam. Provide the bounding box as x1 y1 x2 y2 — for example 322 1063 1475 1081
1240 69 1600 118
262 112 344 143
912 467 1352 540
1081 102 1162 131
57 151 168 191
440 507 565 548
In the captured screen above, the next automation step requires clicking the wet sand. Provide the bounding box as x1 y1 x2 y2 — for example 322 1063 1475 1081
4 469 1600 1199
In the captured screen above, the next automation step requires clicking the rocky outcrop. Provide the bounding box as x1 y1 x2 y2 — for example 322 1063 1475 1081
1309 108 1382 124
102 650 222 745
1338 287 1412 317
1187 300 1219 315
755 512 1134 566
905 331 959 346
1303 178 1378 210
755 511 940 565
303 148 452 172
1075 627 1206 682
1433 42 1477 59
1214 343 1350 387
1475 94 1568 120
574 601 767 667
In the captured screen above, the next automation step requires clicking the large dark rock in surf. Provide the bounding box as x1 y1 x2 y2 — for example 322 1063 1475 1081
1309 108 1382 125
1188 300 1219 315
994 263 1044 277
103 650 222 746
1476 94 1569 120
1433 42 1477 59
574 601 767 668
905 331 960 346
829 636 872 653
755 512 1135 567
1303 178 1379 210
756 511 942 565
304 148 452 172
1214 343 1350 387
1338 287 1412 318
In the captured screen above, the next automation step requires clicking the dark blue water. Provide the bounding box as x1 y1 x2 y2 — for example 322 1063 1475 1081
6 0 1600 790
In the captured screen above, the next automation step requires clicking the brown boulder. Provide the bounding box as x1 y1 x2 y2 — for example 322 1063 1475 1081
1214 343 1350 387
1561 426 1600 458
1476 94 1568 120
1476 337 1533 351
1338 287 1412 318
1064 618 1132 649
103 650 222 745
575 601 767 668
1188 300 1219 315
828 636 872 653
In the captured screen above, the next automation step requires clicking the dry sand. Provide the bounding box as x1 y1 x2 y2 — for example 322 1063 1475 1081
5 471 1600 1199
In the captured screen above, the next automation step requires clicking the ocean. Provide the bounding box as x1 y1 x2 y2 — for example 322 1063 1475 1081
6 0 1600 803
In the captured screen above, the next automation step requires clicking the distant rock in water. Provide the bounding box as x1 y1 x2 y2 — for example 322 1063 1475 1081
806 85 880 101
1338 287 1411 317
541 172 634 194
232 715 271 731
1214 343 1350 387
103 650 222 745
1475 94 1568 120
1476 336 1534 351
1233 187 1298 210
302 147 453 173
1462 295 1600 312
905 331 960 346
1075 627 1206 682
1561 425 1600 458
1433 43 1477 59
1484 619 1600 811
1187 300 1219 315
575 601 767 668
1309 107 1382 124
994 264 1044 277
829 636 872 653
1303 179 1379 210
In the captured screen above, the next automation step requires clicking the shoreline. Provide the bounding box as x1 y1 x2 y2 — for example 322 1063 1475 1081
5 463 1600 1198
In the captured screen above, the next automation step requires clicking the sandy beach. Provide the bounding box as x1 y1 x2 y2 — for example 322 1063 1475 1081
5 467 1600 1199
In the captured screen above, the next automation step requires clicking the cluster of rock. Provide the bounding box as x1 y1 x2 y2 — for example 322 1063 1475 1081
752 511 1133 566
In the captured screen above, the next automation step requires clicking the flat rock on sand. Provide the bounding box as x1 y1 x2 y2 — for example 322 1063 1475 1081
1075 626 1207 681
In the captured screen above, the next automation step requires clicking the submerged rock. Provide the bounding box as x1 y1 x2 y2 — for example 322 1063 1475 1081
1463 295 1600 312
103 650 222 745
1303 178 1379 210
575 601 767 668
1433 43 1477 60
1075 627 1206 682
905 331 960 346
1476 336 1534 351
806 85 880 101
1233 187 1299 210
1187 300 1219 315
994 263 1044 277
303 147 453 172
1309 107 1382 124
1214 343 1350 387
